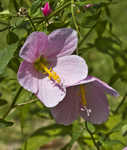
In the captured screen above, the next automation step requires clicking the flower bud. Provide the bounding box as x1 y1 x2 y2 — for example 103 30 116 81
41 2 52 16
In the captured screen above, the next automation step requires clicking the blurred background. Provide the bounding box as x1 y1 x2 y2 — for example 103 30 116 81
0 0 127 150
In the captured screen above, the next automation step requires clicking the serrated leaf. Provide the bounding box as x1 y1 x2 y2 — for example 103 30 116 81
0 43 18 74
0 119 14 128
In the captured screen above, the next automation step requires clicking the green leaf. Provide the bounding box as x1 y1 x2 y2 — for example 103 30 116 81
0 99 8 106
76 0 109 6
30 0 41 15
96 20 107 36
0 43 18 74
22 124 71 150
122 124 127 136
9 0 19 13
105 139 125 146
68 121 83 149
7 31 19 45
0 119 13 128
8 57 20 73
0 10 10 15
95 37 120 54
47 22 69 32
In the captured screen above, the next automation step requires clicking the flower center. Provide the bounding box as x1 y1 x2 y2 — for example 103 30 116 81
34 56 61 84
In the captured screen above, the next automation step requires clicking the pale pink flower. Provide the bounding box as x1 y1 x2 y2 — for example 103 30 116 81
18 28 88 107
41 2 52 16
123 147 127 150
51 76 119 125
84 4 93 8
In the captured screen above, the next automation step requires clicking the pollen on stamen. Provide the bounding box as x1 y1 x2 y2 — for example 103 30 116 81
34 57 61 84
48 68 61 84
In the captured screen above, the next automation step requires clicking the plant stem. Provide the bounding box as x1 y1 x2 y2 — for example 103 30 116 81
85 121 100 150
2 87 22 119
71 0 80 55
13 99 37 108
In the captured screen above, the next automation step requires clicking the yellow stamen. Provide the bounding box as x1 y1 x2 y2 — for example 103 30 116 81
41 64 61 83
34 56 61 84
80 85 87 106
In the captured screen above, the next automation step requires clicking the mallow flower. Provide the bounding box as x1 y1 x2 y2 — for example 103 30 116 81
84 4 93 8
41 2 52 16
51 76 119 125
123 147 127 150
18 28 88 107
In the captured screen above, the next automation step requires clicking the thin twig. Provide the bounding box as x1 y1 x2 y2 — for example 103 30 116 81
71 0 80 36
13 99 37 108
71 0 81 55
2 87 22 119
85 121 100 150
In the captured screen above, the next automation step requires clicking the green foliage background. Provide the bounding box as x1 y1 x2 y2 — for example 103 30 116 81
0 0 127 150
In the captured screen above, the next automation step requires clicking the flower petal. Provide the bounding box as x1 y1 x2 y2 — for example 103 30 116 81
123 147 127 150
74 76 119 97
92 77 119 97
19 32 48 63
51 86 80 125
18 61 40 93
80 82 109 124
51 55 88 86
45 28 78 58
36 77 66 108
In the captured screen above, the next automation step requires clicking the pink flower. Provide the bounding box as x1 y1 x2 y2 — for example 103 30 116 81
84 4 93 8
41 2 52 16
123 147 127 150
51 76 119 125
18 28 88 107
